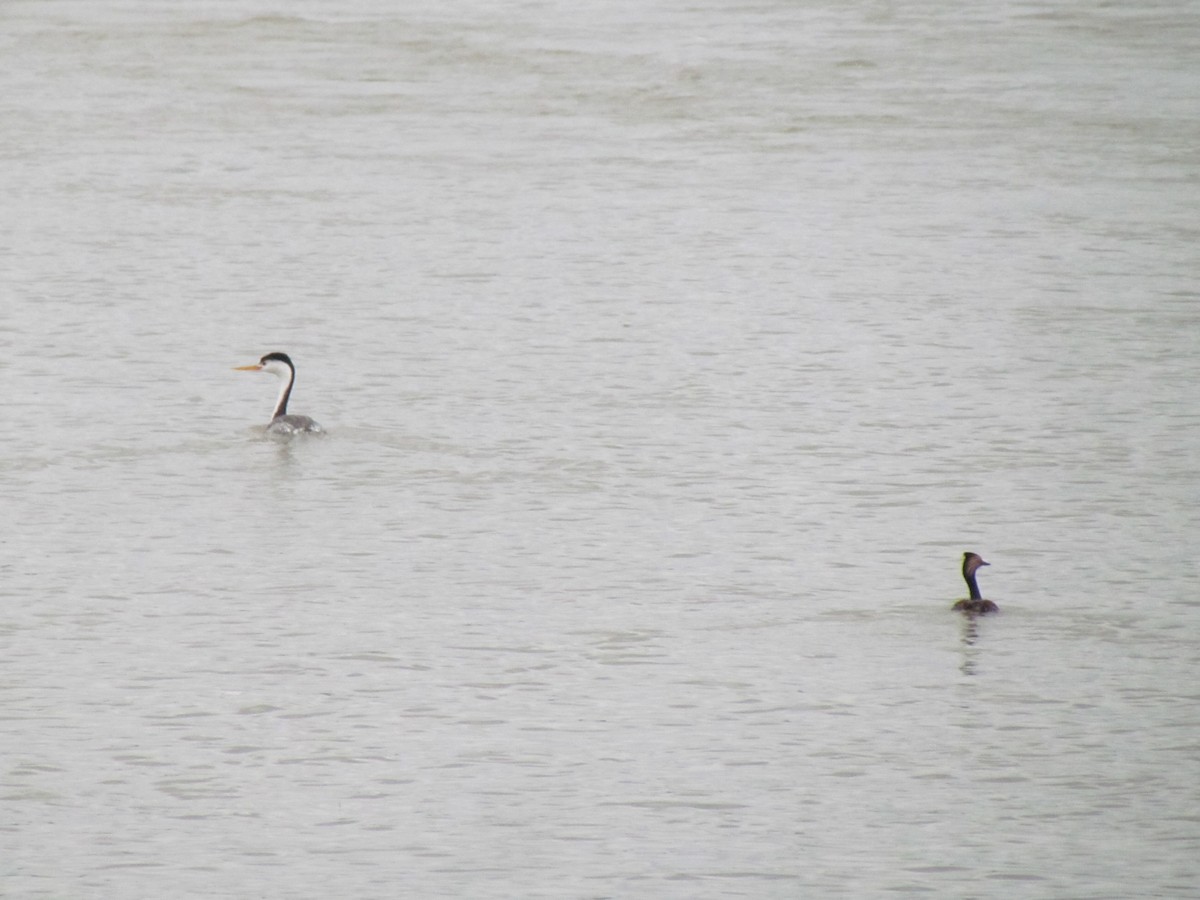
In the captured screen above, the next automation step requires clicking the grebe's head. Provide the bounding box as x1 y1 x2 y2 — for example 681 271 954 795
235 351 295 379
962 552 990 578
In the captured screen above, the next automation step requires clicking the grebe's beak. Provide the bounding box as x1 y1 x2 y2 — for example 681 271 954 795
980 559 990 566
234 364 263 371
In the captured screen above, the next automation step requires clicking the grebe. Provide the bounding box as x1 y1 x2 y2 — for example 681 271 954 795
952 552 998 614
234 352 324 436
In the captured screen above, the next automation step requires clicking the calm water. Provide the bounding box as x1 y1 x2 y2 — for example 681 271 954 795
2 1 1199 897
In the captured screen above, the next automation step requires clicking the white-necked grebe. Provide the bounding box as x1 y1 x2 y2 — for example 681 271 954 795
235 351 323 436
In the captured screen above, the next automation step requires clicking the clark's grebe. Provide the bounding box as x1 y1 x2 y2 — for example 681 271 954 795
234 351 323 436
952 552 998 614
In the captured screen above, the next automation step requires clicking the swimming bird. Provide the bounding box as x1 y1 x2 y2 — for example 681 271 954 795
234 351 324 436
952 552 998 614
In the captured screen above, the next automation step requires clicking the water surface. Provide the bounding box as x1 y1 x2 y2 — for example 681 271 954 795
2 1 1199 897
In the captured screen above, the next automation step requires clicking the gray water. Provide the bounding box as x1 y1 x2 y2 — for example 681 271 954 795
3 1 1199 897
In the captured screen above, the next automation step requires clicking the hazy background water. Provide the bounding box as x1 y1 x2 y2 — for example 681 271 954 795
2 1 1199 897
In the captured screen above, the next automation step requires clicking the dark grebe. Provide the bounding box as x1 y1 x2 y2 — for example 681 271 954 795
235 351 324 436
952 552 998 614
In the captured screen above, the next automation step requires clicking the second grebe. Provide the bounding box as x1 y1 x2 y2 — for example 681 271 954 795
952 552 998 614
234 351 323 436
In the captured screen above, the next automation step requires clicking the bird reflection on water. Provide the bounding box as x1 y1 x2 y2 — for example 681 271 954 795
958 614 982 677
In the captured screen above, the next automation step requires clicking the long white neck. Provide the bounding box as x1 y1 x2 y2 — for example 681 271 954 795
263 359 295 419
273 376 292 419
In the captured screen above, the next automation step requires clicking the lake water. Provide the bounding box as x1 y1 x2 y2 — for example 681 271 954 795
2 1 1199 897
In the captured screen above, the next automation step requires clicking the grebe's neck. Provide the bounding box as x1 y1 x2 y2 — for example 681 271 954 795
964 571 982 601
272 368 294 419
